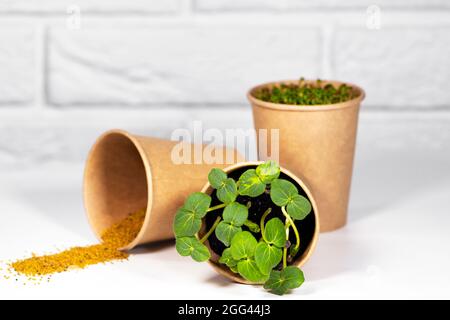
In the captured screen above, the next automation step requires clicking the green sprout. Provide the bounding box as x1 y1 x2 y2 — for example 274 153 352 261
254 78 355 106
173 160 313 295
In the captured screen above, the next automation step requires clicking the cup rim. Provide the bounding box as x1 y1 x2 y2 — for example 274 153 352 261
83 129 154 251
247 79 365 112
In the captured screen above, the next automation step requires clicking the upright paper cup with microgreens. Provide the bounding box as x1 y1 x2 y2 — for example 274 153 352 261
84 129 244 250
173 160 319 295
249 79 365 232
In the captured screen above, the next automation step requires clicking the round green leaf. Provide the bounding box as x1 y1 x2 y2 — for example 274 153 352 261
230 231 258 260
173 208 201 237
282 266 305 290
191 240 211 262
254 242 283 275
270 179 298 207
215 222 241 247
208 168 227 189
238 169 266 197
263 270 284 295
287 194 312 220
175 237 195 257
216 178 238 204
256 160 280 184
264 266 305 295
264 218 286 248
184 192 212 219
230 265 238 273
237 259 269 284
218 248 238 267
175 237 210 262
223 202 248 227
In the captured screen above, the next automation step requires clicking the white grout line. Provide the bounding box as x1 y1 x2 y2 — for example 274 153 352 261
0 11 450 26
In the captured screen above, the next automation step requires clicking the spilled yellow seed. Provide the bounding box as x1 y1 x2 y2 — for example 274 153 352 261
9 209 145 278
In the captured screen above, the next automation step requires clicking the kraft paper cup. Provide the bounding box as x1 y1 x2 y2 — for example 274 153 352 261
199 161 320 284
84 129 244 250
248 80 365 232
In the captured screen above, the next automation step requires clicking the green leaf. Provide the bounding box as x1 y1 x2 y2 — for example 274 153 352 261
270 179 298 207
208 168 227 189
215 222 241 247
237 259 269 284
264 218 286 248
282 266 305 289
223 202 248 227
254 242 283 275
238 169 266 197
264 266 305 295
230 265 238 273
256 160 280 184
230 231 258 260
173 208 201 237
184 192 212 219
216 178 238 204
218 248 238 268
175 237 211 262
287 194 312 220
263 270 284 295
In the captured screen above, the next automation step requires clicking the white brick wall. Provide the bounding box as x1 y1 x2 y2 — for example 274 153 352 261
0 1 180 13
0 1 449 169
334 26 450 108
195 0 450 11
48 26 320 106
0 27 35 104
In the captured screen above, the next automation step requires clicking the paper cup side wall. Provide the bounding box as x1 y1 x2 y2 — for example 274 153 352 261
249 80 364 232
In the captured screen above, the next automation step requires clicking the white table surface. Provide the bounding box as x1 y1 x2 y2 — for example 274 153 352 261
1 142 449 300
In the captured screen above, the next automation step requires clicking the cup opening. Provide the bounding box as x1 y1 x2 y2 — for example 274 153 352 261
248 79 365 111
84 130 151 249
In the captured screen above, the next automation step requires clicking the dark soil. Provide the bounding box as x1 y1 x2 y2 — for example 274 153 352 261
204 165 316 268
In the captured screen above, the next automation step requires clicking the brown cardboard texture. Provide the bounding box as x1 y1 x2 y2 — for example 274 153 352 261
84 129 244 250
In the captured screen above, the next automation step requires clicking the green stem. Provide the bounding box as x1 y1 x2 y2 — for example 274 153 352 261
282 206 300 250
283 218 290 269
259 208 272 241
207 203 226 212
200 216 221 243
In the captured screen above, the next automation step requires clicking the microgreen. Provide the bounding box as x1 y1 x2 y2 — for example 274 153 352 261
219 248 238 268
271 179 312 220
176 237 211 262
254 78 355 106
173 160 313 295
230 231 269 283
209 168 238 204
237 169 266 197
230 231 257 260
173 192 212 237
215 202 248 246
255 160 281 184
